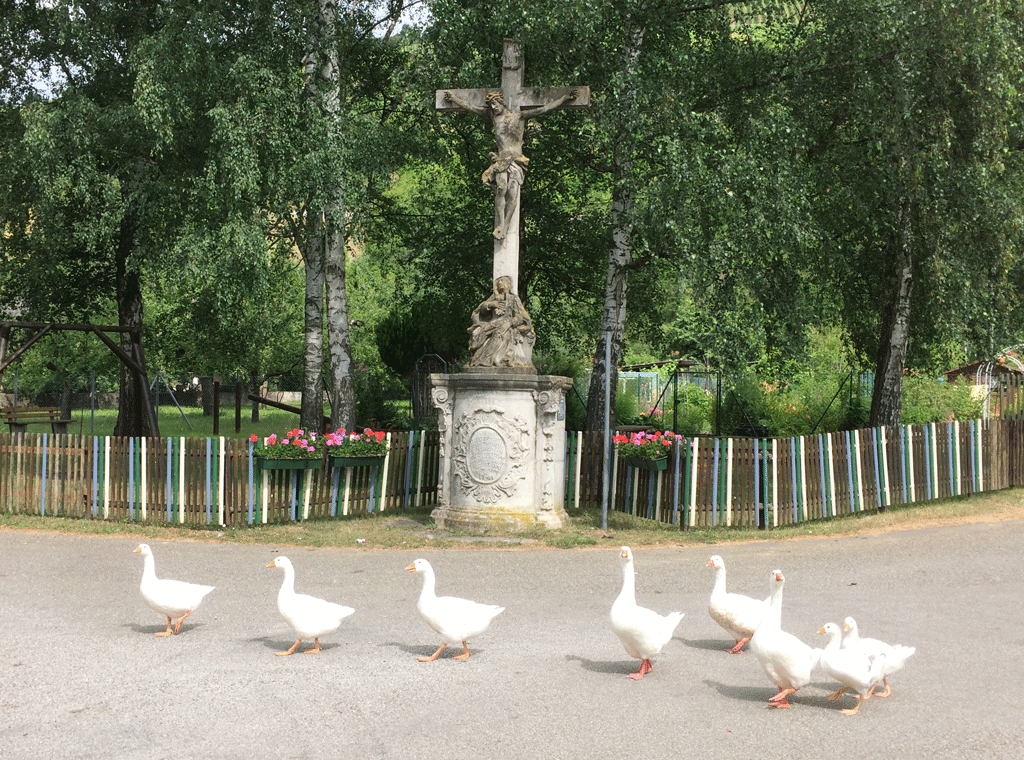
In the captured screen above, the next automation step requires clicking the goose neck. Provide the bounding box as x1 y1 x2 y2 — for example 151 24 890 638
279 562 296 598
141 552 157 582
419 566 437 601
617 559 636 605
711 566 726 596
764 580 784 628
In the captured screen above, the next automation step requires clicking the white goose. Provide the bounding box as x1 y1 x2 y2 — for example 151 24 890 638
818 622 886 715
610 546 684 680
266 556 354 656
748 569 821 708
706 554 769 653
842 616 915 697
405 558 504 662
134 543 215 637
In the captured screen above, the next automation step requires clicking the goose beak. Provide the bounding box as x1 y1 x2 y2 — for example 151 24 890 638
705 559 714 568
404 562 416 572
843 622 851 631
265 560 276 568
620 548 629 559
817 626 827 635
133 546 142 554
774 571 783 581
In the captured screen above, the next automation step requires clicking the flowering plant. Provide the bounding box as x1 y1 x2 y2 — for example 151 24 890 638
250 429 323 460
613 430 681 460
324 428 389 457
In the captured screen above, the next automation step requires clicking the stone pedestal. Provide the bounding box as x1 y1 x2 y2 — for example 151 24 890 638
430 371 573 532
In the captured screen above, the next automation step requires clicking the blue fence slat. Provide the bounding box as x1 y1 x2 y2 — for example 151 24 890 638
91 436 99 517
711 439 720 527
923 424 933 500
247 440 255 524
403 431 416 509
40 433 49 516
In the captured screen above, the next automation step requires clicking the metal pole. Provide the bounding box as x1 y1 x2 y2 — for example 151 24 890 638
601 330 611 531
672 370 678 435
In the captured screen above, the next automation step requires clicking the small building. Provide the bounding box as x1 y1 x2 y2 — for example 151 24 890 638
943 353 1024 418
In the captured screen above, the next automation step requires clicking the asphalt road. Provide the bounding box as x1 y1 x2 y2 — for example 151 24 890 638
1 520 1022 760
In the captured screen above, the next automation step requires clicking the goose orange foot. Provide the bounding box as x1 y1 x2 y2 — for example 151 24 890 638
275 639 302 656
727 637 751 654
768 687 797 708
627 659 653 680
417 643 446 662
172 610 193 634
841 696 867 716
452 642 472 661
303 638 322 654
155 617 174 637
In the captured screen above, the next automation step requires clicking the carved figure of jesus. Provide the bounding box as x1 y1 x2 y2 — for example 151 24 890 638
444 88 578 240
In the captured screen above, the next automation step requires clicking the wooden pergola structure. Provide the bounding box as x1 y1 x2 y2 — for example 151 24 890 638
0 321 159 436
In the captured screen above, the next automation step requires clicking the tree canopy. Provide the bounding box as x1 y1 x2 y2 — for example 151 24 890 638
2 0 1022 432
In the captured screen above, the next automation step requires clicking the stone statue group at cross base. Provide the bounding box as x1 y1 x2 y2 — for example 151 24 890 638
437 39 590 371
467 275 535 369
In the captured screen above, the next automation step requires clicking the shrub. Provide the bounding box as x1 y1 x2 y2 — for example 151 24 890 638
900 374 982 424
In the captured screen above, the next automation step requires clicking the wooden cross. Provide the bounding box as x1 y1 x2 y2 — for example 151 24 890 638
436 39 590 295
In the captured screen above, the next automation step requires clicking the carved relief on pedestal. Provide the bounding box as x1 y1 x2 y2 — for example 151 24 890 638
533 389 561 511
452 405 530 504
431 386 454 504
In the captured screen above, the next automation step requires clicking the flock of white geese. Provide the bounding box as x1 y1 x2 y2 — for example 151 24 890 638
134 543 913 715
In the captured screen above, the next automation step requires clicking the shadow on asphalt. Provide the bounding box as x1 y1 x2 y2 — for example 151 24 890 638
564 653 634 676
680 636 733 651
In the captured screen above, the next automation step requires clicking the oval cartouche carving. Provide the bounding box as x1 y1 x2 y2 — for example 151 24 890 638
467 426 507 483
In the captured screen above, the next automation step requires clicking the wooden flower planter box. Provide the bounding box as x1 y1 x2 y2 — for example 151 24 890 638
329 455 385 469
622 456 669 472
256 458 323 471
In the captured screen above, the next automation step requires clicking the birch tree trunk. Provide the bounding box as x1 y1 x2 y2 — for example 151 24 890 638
300 0 357 433
298 0 355 433
318 1 355 432
301 222 325 432
585 22 645 434
870 191 914 426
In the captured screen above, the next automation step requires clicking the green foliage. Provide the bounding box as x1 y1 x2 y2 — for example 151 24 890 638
900 375 983 425
3 0 1022 432
615 390 639 427
712 325 867 436
350 362 410 428
671 383 715 436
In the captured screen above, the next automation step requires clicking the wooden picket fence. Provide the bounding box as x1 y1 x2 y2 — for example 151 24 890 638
1 419 1021 529
568 418 1023 528
0 430 440 525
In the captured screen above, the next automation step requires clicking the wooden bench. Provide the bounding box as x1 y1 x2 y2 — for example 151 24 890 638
0 407 72 434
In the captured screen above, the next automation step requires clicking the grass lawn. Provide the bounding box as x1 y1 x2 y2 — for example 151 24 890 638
61 406 322 439
2 486 1020 551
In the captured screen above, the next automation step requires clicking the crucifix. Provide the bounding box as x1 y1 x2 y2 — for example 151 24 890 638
436 39 590 296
